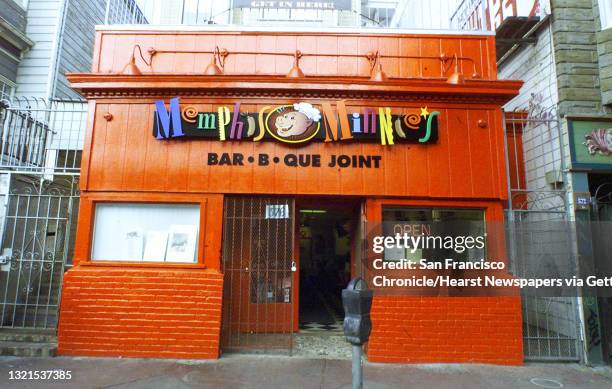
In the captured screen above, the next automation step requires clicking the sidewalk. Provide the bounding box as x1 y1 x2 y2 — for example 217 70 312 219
1 354 612 389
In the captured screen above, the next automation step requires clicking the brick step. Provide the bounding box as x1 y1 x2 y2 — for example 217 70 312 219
0 330 56 343
0 341 57 357
3 315 58 329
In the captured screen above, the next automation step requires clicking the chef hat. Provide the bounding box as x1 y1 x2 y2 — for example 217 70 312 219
293 102 321 122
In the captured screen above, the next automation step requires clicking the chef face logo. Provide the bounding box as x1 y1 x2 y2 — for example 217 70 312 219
266 103 321 144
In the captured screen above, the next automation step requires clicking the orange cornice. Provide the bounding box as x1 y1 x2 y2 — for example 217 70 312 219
67 73 523 104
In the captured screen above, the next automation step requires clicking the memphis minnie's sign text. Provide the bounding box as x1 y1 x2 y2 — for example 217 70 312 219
153 97 440 146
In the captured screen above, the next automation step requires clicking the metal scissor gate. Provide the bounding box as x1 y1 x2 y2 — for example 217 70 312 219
221 196 296 354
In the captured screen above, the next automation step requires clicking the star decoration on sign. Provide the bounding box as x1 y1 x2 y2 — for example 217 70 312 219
420 107 430 118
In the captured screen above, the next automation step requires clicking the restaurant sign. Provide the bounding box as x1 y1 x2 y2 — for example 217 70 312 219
153 97 439 146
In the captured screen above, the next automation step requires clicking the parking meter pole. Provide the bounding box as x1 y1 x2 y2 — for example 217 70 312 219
342 277 372 389
352 345 363 389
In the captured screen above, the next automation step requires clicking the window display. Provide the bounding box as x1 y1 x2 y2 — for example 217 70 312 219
382 207 486 262
91 203 200 262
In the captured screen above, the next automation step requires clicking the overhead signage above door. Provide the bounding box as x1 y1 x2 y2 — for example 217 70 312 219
153 97 440 146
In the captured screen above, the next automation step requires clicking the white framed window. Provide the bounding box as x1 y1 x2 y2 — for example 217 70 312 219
91 203 200 263
0 76 16 101
601 0 612 30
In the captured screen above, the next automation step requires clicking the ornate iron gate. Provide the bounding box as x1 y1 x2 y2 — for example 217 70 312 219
504 111 583 361
221 196 296 354
0 97 86 330
0 175 79 328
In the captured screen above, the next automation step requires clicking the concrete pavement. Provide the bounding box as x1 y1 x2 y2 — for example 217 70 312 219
1 354 612 389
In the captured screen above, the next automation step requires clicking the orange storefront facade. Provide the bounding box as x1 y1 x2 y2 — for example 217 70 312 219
57 27 524 364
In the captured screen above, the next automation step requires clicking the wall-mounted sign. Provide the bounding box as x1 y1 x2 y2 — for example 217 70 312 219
207 152 382 168
573 192 591 211
153 97 440 146
265 204 290 219
568 119 612 170
233 0 352 11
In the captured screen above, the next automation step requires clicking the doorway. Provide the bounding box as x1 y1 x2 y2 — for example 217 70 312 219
296 198 361 335
588 173 612 363
294 198 361 359
220 195 362 357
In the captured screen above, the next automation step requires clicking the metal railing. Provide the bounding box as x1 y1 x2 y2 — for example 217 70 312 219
103 0 489 31
450 0 487 31
0 97 87 175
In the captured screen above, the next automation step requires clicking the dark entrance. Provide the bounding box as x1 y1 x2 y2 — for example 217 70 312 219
589 173 612 363
297 199 360 334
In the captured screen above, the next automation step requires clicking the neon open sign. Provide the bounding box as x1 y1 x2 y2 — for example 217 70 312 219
153 97 440 146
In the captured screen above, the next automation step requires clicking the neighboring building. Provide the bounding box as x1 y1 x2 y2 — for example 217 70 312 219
443 0 612 365
0 0 142 357
0 0 33 99
133 0 399 27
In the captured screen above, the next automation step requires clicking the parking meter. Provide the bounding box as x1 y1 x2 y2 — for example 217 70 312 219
342 277 373 389
342 277 373 345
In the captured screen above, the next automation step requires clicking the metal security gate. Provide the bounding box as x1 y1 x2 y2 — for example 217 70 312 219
507 211 582 361
221 197 296 354
592 182 612 362
0 175 79 328
0 96 85 330
504 111 582 361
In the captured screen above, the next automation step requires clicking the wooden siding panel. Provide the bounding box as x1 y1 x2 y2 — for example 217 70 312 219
447 109 473 198
425 107 451 198
100 104 128 189
173 34 197 74
141 115 167 192
460 38 484 80
467 109 496 199
255 35 277 74
419 38 441 78
251 139 277 193
398 38 420 79
316 36 339 76
15 0 61 98
91 31 494 81
121 104 149 191
337 36 359 77
84 102 504 200
378 37 400 78
87 103 109 189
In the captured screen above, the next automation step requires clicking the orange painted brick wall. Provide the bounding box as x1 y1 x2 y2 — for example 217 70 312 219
58 267 223 359
367 297 523 364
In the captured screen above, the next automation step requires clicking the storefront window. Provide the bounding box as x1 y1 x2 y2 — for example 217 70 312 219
91 203 200 263
381 207 486 263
